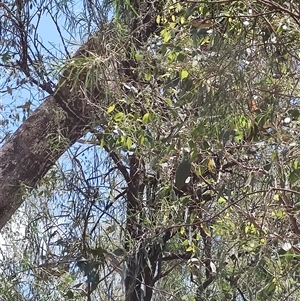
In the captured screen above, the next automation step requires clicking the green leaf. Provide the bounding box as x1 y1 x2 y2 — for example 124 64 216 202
144 73 151 81
289 168 300 185
126 137 132 149
186 245 195 252
65 290 74 299
100 138 105 149
272 209 285 218
142 112 150 124
114 112 124 122
288 109 300 119
177 53 185 62
107 104 115 113
179 196 190 205
138 134 145 145
218 197 227 204
175 160 191 189
259 281 276 298
161 29 172 43
88 246 107 258
2 52 11 62
202 140 210 150
135 52 144 61
156 15 161 24
180 70 189 80
113 248 126 256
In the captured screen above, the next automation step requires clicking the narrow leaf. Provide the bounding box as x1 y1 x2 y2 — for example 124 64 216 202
107 104 115 113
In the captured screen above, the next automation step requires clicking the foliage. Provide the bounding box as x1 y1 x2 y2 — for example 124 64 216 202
2 0 300 300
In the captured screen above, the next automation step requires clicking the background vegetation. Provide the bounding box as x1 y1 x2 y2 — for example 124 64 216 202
1 0 300 300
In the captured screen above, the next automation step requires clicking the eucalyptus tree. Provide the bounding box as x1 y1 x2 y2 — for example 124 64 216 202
1 0 300 301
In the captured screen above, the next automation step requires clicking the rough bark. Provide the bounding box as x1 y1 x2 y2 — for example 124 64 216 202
0 26 117 231
0 0 160 244
0 93 89 230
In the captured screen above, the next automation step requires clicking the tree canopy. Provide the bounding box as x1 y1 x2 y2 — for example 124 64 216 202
1 0 300 300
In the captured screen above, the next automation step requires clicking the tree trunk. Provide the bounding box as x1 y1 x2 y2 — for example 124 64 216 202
0 93 89 230
0 0 159 235
0 28 113 231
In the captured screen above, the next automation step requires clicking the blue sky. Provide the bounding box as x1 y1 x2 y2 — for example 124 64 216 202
0 1 86 145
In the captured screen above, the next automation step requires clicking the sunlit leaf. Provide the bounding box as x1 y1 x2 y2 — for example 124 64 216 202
161 29 172 43
156 15 161 24
144 73 151 81
107 104 115 113
186 245 195 252
180 70 189 80
126 136 132 149
218 197 227 204
134 52 143 61
142 112 150 124
114 112 124 122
